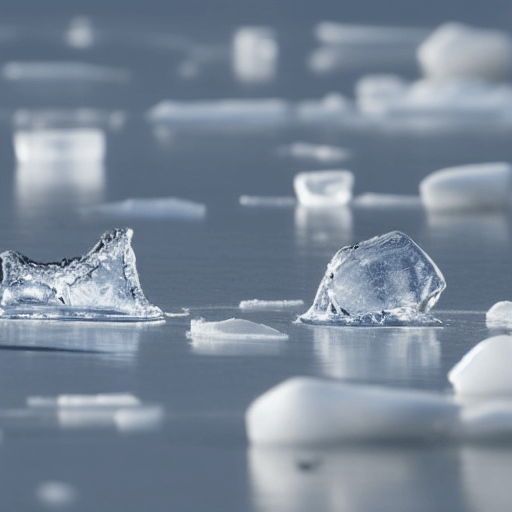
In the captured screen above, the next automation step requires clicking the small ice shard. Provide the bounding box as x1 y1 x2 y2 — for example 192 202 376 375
486 301 512 328
83 197 206 220
36 481 77 508
459 401 512 440
246 377 458 445
65 16 94 49
419 162 512 212
187 318 288 340
448 335 512 395
279 142 351 163
239 195 296 207
298 231 446 326
239 299 304 311
0 228 163 321
417 23 512 82
232 26 278 83
352 193 422 208
293 170 354 207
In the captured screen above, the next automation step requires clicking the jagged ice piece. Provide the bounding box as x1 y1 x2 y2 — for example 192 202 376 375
299 231 446 326
187 318 288 340
486 301 512 328
293 170 354 207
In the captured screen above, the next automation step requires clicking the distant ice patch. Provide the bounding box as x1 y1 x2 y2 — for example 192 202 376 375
294 170 354 207
239 299 304 311
279 142 352 163
486 301 512 329
187 318 288 340
352 193 421 208
239 195 296 207
36 481 78 509
65 16 94 49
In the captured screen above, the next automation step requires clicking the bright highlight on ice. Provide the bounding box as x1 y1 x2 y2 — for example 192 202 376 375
187 318 288 340
239 299 304 311
293 170 354 207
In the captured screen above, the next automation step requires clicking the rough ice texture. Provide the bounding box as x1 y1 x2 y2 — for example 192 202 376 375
417 23 512 81
486 301 512 328
459 401 512 440
293 170 354 207
419 162 512 212
83 197 206 220
279 142 351 163
299 231 446 326
352 193 421 208
187 318 288 340
239 299 304 311
246 377 458 445
0 228 163 321
239 195 296 207
448 335 512 395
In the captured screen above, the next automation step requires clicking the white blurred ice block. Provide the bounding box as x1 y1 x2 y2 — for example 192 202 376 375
246 377 458 445
188 318 288 340
14 129 105 162
233 26 278 83
65 16 94 49
293 170 354 207
417 23 512 81
36 481 77 508
419 162 512 212
239 195 296 207
114 405 164 432
239 299 304 311
28 393 141 408
459 401 512 439
295 93 355 124
486 301 512 328
352 193 421 208
448 335 512 395
280 142 351 163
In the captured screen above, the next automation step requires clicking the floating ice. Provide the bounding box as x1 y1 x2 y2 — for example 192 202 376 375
486 301 512 329
279 142 351 163
28 393 141 408
419 162 512 212
293 170 354 207
239 299 304 311
114 405 165 432
295 93 355 125
246 377 457 445
459 401 512 440
299 231 446 326
417 23 512 82
65 16 94 49
187 318 288 340
83 197 206 220
0 228 163 321
36 481 77 509
239 195 296 207
352 193 422 208
448 335 512 395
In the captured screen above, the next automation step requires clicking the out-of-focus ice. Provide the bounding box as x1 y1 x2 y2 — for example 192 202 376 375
293 171 354 207
246 377 457 445
419 162 512 212
0 228 163 321
114 405 165 432
239 195 296 207
279 142 351 163
295 93 355 125
239 299 304 311
65 16 94 49
486 301 512 329
232 26 278 83
459 401 512 440
28 393 140 408
352 193 421 208
36 481 77 509
299 231 446 326
448 335 512 395
83 197 206 220
187 318 288 340
417 23 512 82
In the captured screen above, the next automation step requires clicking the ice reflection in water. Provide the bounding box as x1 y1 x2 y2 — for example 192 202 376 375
312 326 441 383
248 445 462 512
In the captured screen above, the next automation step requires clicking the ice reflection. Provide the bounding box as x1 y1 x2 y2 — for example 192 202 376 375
189 336 285 356
249 445 462 512
312 325 441 382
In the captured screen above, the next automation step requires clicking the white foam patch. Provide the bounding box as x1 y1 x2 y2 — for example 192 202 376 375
239 195 296 207
448 335 512 395
294 170 354 207
486 301 512 328
280 142 351 163
459 401 512 439
239 299 304 311
352 193 421 208
419 162 512 212
114 405 164 432
417 23 512 81
36 481 77 508
188 318 288 341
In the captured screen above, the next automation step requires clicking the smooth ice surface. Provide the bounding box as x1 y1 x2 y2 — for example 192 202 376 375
239 195 296 207
246 377 458 445
299 231 446 326
279 142 351 163
486 301 512 328
459 401 512 440
239 299 304 311
293 170 354 207
419 162 512 212
417 23 512 81
0 228 163 321
352 193 422 208
83 197 206 220
187 318 288 340
448 335 512 395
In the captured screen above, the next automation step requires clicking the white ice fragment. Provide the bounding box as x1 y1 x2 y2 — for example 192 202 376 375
279 142 351 163
0 228 163 321
246 377 458 445
65 16 94 49
239 299 304 311
36 481 77 508
417 23 512 81
188 318 288 340
239 195 296 207
293 170 354 207
486 301 512 328
164 308 190 318
28 393 141 408
3 61 130 82
232 26 278 83
419 162 512 212
352 193 421 208
83 197 206 220
114 405 164 432
299 231 446 326
459 401 512 440
448 335 512 395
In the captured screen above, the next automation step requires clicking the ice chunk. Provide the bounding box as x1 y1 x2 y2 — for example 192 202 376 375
36 481 77 508
187 318 288 340
65 16 94 49
419 162 512 212
239 195 296 207
293 170 354 207
448 335 512 395
0 228 163 321
486 301 512 328
352 193 421 208
114 405 165 432
299 231 446 326
459 401 512 440
417 23 512 81
83 197 206 220
279 142 351 163
246 377 458 445
239 299 304 311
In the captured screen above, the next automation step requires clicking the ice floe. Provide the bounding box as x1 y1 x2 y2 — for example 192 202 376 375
417 23 512 82
187 318 288 340
293 170 354 207
0 228 163 321
299 231 445 326
239 195 296 207
246 377 457 445
486 301 512 329
352 193 421 208
239 299 304 311
419 162 512 212
279 142 351 163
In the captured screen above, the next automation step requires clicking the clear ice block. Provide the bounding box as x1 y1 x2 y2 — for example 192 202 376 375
299 230 446 326
0 228 163 321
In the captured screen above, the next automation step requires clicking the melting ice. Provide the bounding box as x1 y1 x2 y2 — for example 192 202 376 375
0 228 163 321
299 231 446 326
